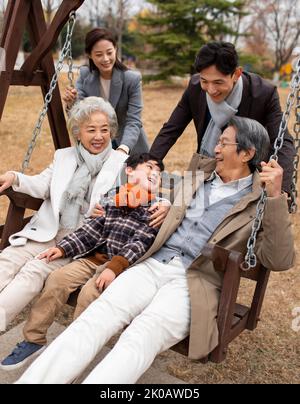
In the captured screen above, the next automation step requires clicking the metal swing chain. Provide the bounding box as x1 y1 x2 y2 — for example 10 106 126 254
242 56 300 271
67 25 74 88
21 11 76 173
289 86 300 214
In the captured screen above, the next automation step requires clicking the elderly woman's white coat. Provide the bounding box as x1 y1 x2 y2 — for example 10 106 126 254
9 147 126 246
0 147 127 331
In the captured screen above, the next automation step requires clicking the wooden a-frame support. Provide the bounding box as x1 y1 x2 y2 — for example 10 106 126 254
0 0 84 249
0 0 85 149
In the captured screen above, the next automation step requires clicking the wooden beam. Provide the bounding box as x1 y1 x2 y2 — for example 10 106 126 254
0 0 14 48
21 0 85 81
26 0 70 149
246 267 270 330
209 249 243 363
10 71 46 86
0 188 43 249
0 202 26 250
0 189 43 211
0 0 32 119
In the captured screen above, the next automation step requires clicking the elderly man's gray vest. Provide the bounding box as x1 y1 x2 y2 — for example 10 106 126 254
152 180 252 268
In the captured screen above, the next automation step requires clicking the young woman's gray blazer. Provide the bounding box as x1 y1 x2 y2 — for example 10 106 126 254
76 66 149 154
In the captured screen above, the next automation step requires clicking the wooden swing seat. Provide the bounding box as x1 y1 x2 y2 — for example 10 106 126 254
0 188 270 364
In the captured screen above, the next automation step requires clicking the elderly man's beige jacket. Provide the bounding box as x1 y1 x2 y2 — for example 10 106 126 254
136 154 295 359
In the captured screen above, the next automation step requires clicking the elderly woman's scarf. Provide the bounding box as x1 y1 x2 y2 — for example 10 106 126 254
59 141 112 229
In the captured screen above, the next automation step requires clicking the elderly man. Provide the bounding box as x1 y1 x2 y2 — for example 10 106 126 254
17 116 295 384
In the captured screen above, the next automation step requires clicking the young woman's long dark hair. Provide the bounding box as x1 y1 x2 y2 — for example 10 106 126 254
85 28 128 72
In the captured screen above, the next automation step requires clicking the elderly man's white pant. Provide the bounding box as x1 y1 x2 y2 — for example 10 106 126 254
0 240 71 331
17 257 190 384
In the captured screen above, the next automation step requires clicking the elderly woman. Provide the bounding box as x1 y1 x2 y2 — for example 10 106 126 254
0 96 128 333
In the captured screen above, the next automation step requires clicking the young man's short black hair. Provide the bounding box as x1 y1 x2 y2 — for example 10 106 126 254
125 153 164 172
194 41 238 75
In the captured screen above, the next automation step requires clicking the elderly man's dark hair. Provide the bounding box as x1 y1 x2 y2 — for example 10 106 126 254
228 116 270 172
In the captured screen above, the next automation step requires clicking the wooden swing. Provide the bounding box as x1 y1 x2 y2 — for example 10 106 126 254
0 0 299 364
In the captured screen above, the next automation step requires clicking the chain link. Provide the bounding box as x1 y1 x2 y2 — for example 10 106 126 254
242 56 300 271
241 190 267 270
67 28 74 88
270 58 300 162
289 85 300 213
21 12 76 173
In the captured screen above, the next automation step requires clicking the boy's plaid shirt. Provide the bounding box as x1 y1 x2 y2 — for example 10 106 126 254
58 205 158 265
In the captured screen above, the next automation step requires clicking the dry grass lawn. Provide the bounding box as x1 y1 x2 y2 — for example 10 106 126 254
0 76 299 384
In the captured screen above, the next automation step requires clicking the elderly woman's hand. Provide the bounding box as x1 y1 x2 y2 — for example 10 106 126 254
148 201 171 228
62 86 78 108
91 203 105 218
0 172 16 193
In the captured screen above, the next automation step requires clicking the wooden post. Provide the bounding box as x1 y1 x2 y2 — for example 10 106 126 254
0 0 32 119
0 0 85 247
0 0 85 149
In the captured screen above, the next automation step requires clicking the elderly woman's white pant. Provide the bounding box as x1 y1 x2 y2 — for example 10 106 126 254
17 257 190 384
0 240 71 331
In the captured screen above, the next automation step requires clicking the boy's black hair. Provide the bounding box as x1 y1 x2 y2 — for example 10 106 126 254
194 41 238 75
125 153 164 172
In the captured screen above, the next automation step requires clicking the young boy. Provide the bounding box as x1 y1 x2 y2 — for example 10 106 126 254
1 154 165 370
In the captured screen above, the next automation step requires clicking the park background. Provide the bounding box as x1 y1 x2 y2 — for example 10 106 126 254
0 0 299 384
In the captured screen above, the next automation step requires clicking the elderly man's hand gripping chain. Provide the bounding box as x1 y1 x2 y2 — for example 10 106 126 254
259 159 284 198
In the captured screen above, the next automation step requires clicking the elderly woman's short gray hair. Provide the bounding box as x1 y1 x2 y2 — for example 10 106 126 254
67 96 118 139
228 116 270 172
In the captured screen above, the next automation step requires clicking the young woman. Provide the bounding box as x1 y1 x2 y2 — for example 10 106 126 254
63 28 149 155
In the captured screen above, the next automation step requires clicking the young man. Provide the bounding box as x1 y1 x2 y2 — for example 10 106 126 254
16 117 295 384
1 153 164 370
150 41 295 194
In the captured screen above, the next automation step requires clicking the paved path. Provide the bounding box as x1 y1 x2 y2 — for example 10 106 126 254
0 322 185 384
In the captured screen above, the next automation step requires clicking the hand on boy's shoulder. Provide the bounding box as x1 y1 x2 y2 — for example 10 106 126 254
148 201 171 228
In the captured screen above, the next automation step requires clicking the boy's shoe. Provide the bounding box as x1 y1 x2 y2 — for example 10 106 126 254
0 341 45 371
